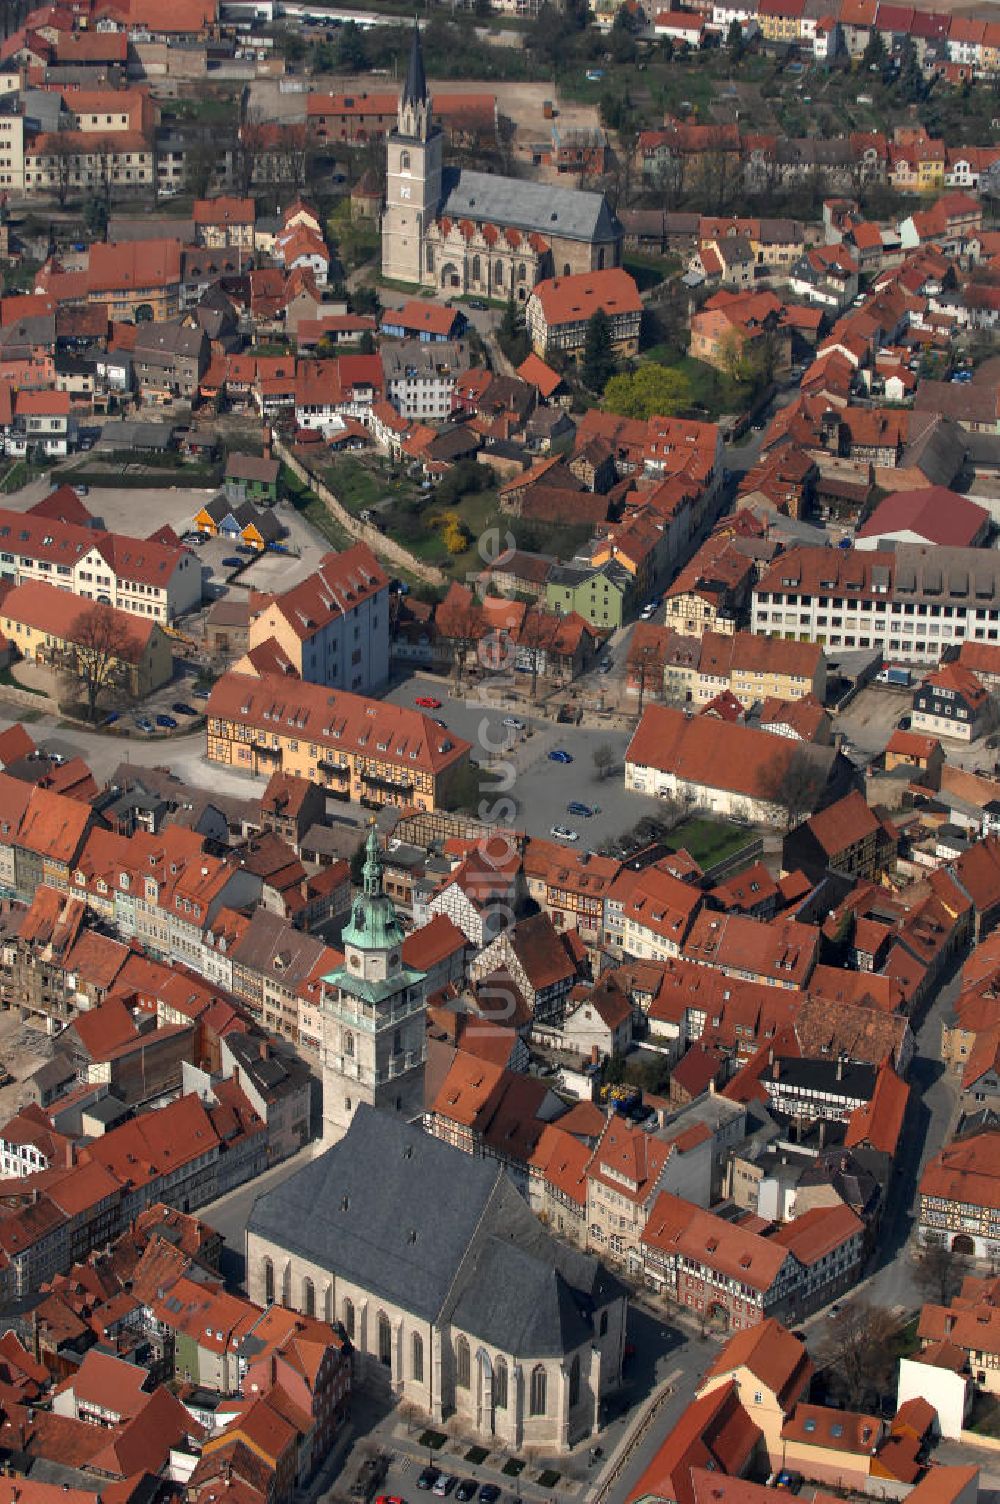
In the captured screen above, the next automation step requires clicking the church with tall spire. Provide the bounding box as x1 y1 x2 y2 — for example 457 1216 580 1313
380 24 622 296
320 822 427 1144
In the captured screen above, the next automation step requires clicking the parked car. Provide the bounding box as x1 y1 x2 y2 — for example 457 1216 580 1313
155 714 178 729
548 749 573 763
135 716 154 733
191 685 211 701
478 1489 501 1504
468 298 487 311
567 801 596 818
75 483 89 497
221 556 243 569
432 1478 456 1499
599 658 612 674
416 1468 440 1492
172 702 197 717
550 825 579 842
501 716 525 730
774 1472 803 1493
640 604 656 620
455 1484 479 1503
236 543 256 555
415 695 443 709
102 711 120 725
433 718 447 728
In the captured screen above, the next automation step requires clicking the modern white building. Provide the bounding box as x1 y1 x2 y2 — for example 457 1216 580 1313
753 543 1000 664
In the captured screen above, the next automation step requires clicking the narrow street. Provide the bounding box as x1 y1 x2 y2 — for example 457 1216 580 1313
602 961 963 1504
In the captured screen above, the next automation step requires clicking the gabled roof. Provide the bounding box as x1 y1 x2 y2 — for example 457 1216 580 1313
702 1318 814 1409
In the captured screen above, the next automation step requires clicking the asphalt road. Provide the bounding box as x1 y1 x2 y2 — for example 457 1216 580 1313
603 959 964 1504
198 1138 322 1287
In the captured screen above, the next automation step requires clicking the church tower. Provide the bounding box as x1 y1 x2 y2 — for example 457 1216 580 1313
381 23 442 287
320 824 427 1144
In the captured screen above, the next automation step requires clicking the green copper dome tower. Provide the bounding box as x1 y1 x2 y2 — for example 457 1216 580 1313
320 822 427 1144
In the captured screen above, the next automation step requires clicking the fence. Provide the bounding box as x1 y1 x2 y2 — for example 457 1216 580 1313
701 835 765 883
273 436 447 587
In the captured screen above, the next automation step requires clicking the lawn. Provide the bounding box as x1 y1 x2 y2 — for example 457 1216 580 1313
669 816 757 870
322 455 421 518
643 348 757 421
967 1390 1000 1438
282 464 355 552
165 94 237 126
625 253 680 292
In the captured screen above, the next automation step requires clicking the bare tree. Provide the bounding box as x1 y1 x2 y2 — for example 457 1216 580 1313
65 603 142 722
235 106 268 197
278 123 315 193
818 1301 899 1412
914 1233 970 1307
593 743 616 781
91 135 119 211
445 598 484 689
518 608 563 703
185 139 218 200
631 640 664 715
43 136 76 209
762 746 830 830
654 151 688 213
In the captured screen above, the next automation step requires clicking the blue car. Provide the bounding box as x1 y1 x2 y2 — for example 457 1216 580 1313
221 556 243 569
549 749 573 764
567 801 595 817
156 714 178 729
102 711 120 726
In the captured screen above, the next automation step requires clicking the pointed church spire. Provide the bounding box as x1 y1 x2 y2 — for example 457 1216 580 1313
402 19 427 110
362 819 383 899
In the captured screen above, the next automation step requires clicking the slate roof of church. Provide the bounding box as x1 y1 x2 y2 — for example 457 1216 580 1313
439 167 621 245
248 1105 622 1346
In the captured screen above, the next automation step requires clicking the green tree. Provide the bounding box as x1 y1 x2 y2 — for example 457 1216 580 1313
897 36 925 103
349 286 381 318
498 293 530 365
727 18 745 60
358 329 375 355
582 308 616 391
862 27 886 70
603 363 691 419
279 29 306 65
336 20 369 70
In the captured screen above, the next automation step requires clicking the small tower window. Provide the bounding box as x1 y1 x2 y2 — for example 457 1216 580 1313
400 149 411 171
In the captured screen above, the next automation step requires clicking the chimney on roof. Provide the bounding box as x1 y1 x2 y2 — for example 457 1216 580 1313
591 1045 599 1066
773 1059 781 1080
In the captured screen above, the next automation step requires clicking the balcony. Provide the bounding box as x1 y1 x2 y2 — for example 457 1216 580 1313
375 1048 425 1084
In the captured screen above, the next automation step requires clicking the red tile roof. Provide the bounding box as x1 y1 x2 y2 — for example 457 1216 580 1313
531 268 642 328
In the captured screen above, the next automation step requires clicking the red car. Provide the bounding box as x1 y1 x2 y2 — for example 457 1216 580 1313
415 695 443 709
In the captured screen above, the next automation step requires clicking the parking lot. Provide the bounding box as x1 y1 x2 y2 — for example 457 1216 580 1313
834 681 919 759
384 675 653 845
